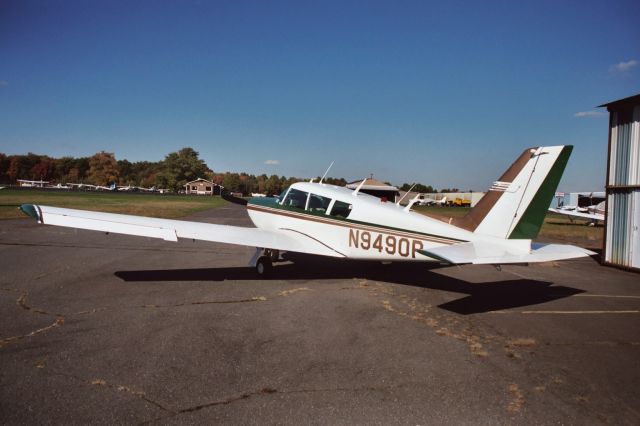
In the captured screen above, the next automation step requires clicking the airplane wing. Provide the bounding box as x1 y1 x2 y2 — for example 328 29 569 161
20 204 345 258
548 208 605 221
418 241 595 265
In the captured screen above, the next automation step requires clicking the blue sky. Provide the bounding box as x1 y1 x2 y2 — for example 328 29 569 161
0 0 638 191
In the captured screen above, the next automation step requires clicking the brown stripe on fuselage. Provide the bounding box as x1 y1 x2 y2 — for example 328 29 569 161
247 204 462 244
449 147 535 232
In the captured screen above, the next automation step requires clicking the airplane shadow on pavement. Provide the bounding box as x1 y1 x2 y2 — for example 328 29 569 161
114 252 584 315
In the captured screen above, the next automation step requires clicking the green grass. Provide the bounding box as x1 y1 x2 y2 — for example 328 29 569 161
0 189 227 219
538 213 603 248
412 205 470 218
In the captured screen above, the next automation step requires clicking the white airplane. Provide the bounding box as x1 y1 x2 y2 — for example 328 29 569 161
548 201 605 223
95 183 117 191
20 145 594 274
67 183 97 190
48 183 71 189
418 195 448 206
17 179 49 187
548 192 606 224
135 186 156 192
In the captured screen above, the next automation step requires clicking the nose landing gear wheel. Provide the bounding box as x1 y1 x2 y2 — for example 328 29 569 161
256 256 272 275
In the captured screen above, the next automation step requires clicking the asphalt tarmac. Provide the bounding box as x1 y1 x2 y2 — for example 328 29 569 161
1 203 639 425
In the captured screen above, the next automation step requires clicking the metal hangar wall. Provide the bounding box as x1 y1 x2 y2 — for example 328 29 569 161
600 94 640 271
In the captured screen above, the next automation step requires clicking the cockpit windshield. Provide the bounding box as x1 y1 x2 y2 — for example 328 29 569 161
279 187 352 218
281 188 308 210
276 188 289 202
307 194 331 214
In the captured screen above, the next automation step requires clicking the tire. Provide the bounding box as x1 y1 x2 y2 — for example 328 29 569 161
256 256 272 275
269 249 280 262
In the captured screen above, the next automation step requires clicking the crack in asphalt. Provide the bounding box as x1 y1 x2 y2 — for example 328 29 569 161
0 286 314 349
507 383 525 413
90 378 175 414
136 297 267 308
0 316 64 348
0 290 65 348
138 383 410 425
278 287 313 297
355 280 492 357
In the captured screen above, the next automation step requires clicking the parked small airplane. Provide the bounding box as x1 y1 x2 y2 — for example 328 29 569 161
548 202 605 223
17 179 49 187
135 186 156 192
548 192 606 224
48 183 71 189
21 145 594 274
95 183 117 191
419 195 448 206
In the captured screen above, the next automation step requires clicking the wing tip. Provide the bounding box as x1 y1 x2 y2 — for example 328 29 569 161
20 204 40 220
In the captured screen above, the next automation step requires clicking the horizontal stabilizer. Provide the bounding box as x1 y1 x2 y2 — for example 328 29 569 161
418 241 595 265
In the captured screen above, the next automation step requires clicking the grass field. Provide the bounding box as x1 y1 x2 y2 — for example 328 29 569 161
0 189 227 219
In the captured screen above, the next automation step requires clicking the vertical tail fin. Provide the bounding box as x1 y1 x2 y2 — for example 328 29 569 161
452 145 572 239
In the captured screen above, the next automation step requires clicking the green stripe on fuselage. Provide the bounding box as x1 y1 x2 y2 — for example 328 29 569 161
508 145 573 240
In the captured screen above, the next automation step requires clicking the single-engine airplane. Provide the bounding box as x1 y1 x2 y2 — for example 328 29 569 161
20 145 595 274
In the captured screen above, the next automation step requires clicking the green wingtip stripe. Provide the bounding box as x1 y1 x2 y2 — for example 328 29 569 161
20 204 39 220
508 146 573 240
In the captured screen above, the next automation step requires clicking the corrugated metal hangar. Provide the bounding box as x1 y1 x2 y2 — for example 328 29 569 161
600 93 640 271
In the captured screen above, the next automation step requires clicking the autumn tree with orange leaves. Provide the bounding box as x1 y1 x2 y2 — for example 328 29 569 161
87 151 119 185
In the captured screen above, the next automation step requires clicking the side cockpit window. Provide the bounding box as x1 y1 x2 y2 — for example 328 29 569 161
329 200 352 218
282 188 308 210
306 194 332 214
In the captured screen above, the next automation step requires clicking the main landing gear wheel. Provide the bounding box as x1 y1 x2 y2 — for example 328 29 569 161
256 256 272 275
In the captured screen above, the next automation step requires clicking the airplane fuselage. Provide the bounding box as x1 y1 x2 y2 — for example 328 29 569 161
247 182 478 262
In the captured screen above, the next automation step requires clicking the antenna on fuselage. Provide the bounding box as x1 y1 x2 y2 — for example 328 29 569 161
319 161 334 184
352 178 367 196
396 183 416 206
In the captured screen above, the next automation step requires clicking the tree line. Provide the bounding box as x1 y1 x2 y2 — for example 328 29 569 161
0 147 448 195
0 147 354 195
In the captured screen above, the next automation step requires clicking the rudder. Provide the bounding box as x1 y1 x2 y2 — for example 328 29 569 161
452 146 573 239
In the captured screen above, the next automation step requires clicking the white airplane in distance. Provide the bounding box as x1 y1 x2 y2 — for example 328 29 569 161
67 183 98 190
95 183 117 191
48 183 71 189
17 179 49 187
135 186 156 192
419 195 448 206
548 192 606 224
21 145 595 275
548 201 605 223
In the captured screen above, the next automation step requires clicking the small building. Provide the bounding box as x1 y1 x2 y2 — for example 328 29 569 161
551 192 605 209
599 93 640 271
346 178 399 202
184 178 220 195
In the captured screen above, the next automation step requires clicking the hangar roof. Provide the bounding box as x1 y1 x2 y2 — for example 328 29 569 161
346 178 398 191
598 93 640 109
